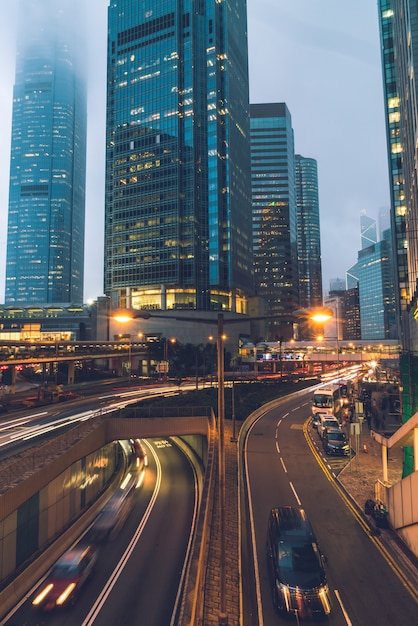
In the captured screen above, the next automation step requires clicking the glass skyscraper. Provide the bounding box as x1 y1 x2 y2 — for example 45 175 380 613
358 229 396 340
5 0 87 306
378 1 410 341
295 154 323 310
104 0 253 313
378 0 418 475
360 211 378 250
250 103 298 340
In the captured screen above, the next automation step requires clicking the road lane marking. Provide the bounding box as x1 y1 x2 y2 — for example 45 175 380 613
334 589 353 625
289 481 301 506
81 441 162 626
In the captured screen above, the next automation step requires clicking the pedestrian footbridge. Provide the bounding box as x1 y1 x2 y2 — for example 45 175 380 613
373 412 418 556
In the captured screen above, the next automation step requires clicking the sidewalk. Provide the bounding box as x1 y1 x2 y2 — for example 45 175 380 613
338 427 418 589
338 426 403 506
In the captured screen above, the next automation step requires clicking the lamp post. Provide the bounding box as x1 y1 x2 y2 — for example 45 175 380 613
113 309 229 624
309 309 341 381
128 334 132 387
112 308 277 625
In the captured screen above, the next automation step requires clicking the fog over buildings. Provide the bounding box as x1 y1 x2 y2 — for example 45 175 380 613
0 1 389 302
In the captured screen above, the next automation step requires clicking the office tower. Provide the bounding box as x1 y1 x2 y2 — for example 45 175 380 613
329 278 346 292
250 103 298 340
295 155 323 309
358 229 396 340
378 206 391 238
342 286 361 340
379 0 418 477
5 0 87 306
323 293 344 340
360 211 377 249
104 0 253 314
378 1 410 342
346 264 359 290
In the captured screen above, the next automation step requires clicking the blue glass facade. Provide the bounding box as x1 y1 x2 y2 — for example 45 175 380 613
5 0 87 306
295 155 323 309
358 231 396 340
360 212 378 249
250 103 298 340
378 1 411 344
104 0 252 313
378 0 418 475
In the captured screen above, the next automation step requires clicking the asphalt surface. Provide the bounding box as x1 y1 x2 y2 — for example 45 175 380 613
204 416 418 626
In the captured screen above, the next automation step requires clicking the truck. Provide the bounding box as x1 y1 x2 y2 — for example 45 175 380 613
23 384 66 408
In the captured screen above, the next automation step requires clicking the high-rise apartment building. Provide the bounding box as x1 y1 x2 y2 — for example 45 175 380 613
295 155 323 309
5 0 87 306
104 0 253 314
250 103 298 340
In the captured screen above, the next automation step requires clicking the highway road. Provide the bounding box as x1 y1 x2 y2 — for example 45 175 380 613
2 436 198 626
0 381 187 461
242 388 418 626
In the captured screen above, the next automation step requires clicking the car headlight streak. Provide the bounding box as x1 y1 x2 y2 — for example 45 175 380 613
32 583 54 605
56 582 77 605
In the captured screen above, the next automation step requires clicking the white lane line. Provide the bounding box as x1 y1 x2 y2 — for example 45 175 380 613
334 589 353 625
81 441 162 626
244 419 266 626
289 481 301 506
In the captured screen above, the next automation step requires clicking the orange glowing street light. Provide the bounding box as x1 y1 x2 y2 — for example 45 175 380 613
308 307 334 324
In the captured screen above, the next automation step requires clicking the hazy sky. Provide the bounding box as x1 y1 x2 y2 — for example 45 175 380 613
0 0 388 303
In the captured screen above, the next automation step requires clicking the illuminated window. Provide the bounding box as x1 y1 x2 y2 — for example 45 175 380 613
389 111 400 123
388 96 400 109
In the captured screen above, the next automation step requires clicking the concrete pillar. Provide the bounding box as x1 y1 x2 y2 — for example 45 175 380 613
9 365 17 395
382 444 388 484
67 362 75 385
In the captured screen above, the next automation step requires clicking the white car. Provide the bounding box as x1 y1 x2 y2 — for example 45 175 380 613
317 415 340 439
312 411 329 430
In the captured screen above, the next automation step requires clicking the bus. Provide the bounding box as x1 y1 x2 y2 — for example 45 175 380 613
311 384 343 417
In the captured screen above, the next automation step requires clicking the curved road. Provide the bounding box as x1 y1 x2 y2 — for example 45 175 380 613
2 436 198 626
243 389 417 625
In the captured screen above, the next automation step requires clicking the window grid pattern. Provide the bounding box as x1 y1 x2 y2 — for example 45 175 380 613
5 0 86 306
105 0 252 312
250 103 298 339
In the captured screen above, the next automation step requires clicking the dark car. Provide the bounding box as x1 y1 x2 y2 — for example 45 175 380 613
266 506 331 619
32 545 97 611
91 494 133 542
322 427 350 456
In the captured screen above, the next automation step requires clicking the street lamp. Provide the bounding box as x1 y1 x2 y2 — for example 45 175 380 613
309 309 340 380
112 308 277 625
113 308 228 624
116 332 132 386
